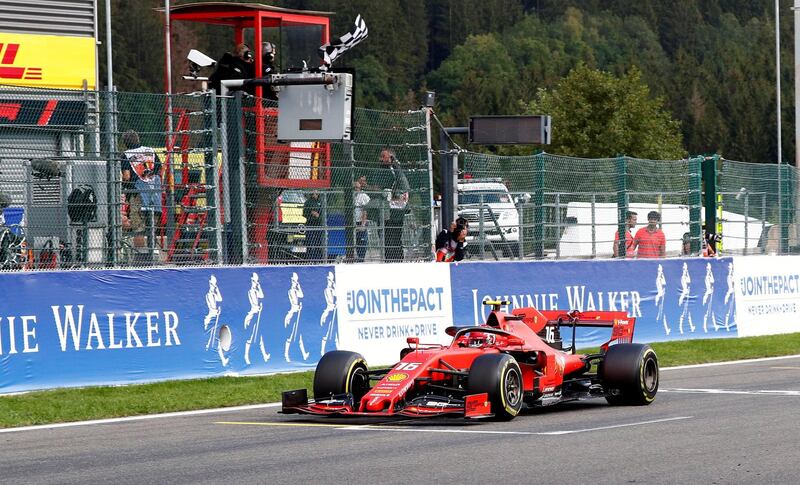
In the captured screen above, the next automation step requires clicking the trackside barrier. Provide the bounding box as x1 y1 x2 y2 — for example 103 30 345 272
1 257 799 393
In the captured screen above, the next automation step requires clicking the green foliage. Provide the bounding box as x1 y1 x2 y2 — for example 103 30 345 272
524 64 685 159
103 1 793 164
427 34 520 122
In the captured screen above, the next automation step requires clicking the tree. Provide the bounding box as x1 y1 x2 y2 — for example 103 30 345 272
427 33 520 124
524 64 685 159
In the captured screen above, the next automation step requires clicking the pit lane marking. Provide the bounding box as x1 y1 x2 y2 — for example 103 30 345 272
661 388 800 396
217 416 692 435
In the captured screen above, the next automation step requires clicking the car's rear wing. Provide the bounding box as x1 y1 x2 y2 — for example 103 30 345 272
534 310 635 352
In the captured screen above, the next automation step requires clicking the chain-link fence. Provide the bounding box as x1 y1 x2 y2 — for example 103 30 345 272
717 157 797 255
3 85 798 271
237 94 432 265
460 151 797 260
0 86 432 270
0 86 220 270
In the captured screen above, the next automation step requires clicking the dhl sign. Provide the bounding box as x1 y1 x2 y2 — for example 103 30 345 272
0 33 96 90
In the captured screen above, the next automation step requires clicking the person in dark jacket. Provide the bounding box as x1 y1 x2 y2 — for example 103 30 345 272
303 190 324 263
435 216 469 261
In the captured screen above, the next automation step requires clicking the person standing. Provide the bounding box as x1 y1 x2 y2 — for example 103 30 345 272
613 211 637 258
303 190 324 263
632 211 666 258
122 129 162 266
375 148 409 262
353 179 371 262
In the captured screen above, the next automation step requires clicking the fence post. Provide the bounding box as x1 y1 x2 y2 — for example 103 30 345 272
225 92 247 264
533 152 545 259
206 93 223 264
616 155 628 258
702 155 717 254
781 163 793 253
688 155 703 255
105 89 120 266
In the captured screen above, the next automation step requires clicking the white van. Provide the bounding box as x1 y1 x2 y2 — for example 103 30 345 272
457 178 522 256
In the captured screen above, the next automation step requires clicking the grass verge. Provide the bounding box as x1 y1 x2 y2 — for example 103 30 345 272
2 333 799 429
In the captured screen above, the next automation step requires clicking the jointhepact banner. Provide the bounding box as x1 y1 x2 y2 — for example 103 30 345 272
0 266 338 393
335 263 453 366
449 258 737 347
733 255 800 337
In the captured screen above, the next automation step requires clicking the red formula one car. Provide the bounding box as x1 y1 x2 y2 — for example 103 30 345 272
282 300 658 420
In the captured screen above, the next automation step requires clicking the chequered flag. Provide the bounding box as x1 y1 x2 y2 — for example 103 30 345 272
318 15 368 69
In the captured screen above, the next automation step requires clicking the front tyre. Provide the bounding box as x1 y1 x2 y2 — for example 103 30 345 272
313 350 370 402
468 353 523 420
601 344 659 405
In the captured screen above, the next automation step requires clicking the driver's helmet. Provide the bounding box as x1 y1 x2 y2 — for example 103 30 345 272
468 332 494 348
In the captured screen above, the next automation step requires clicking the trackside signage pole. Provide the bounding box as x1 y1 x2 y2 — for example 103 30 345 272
439 127 467 231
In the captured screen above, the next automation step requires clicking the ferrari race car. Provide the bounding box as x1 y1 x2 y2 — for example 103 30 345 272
281 300 659 420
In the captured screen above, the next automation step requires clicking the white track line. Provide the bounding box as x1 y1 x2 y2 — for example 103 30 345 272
0 402 280 434
661 388 800 396
4 354 800 434
661 354 800 371
336 416 693 436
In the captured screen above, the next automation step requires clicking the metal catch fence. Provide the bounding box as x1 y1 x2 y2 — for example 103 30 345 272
2 86 798 271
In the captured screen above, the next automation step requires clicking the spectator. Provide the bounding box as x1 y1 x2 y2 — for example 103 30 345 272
353 179 370 262
702 226 717 257
208 43 256 95
682 230 717 257
261 41 279 100
632 210 666 258
436 225 467 262
682 232 692 255
303 190 324 263
436 216 469 259
121 129 162 266
374 148 409 262
613 210 637 258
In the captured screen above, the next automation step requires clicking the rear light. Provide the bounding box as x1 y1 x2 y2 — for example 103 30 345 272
277 195 283 223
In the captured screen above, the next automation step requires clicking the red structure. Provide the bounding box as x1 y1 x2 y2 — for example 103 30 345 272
166 2 332 188
164 2 335 262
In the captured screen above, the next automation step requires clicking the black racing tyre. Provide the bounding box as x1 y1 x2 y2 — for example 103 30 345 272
600 344 659 405
313 350 370 402
468 353 523 421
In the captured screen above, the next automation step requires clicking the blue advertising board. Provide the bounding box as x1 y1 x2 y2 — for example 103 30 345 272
0 265 338 393
0 257 740 393
449 258 737 347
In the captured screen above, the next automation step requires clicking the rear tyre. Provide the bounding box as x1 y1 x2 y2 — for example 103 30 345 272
600 344 659 405
468 353 523 420
313 350 370 402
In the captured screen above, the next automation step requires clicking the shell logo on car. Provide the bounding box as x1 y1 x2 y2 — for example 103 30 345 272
387 372 408 382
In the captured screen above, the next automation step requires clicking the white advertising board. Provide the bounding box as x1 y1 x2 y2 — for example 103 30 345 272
334 263 453 365
734 256 800 337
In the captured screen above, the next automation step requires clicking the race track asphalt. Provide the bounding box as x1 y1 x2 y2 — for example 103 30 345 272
2 356 800 484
